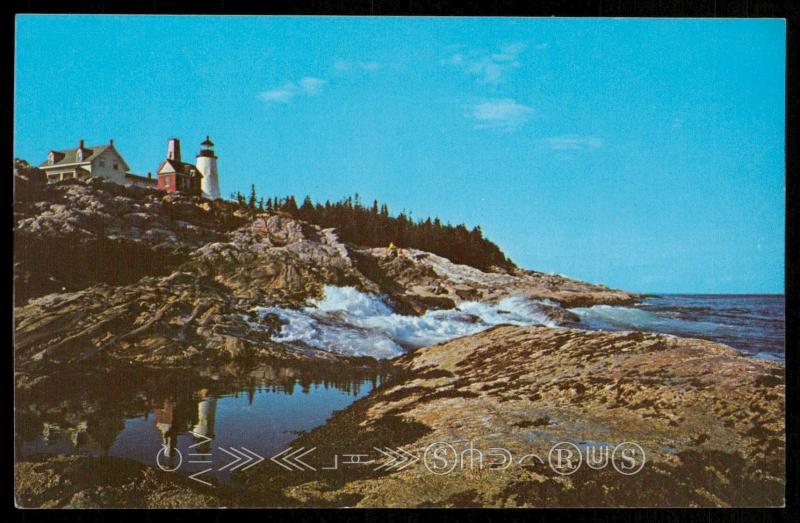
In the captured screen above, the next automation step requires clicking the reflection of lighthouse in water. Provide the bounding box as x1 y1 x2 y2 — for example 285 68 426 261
192 395 217 451
155 400 178 458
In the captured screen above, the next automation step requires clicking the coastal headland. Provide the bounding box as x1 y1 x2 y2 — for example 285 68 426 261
13 164 784 508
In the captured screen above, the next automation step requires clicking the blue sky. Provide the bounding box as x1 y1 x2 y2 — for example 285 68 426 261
14 16 785 293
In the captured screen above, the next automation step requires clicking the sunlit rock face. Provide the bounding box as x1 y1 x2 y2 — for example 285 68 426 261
354 245 639 310
14 173 634 372
236 325 784 508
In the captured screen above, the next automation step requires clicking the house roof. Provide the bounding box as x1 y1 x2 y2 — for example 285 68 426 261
40 143 130 171
125 173 158 185
158 159 203 177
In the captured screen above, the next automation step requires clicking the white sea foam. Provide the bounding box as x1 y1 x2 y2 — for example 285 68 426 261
572 304 722 333
254 285 559 359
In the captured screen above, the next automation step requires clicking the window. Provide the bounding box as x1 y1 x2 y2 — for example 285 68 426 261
99 158 105 168
113 161 119 171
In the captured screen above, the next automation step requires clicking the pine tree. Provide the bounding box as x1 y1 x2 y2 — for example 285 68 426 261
224 188 512 270
248 184 257 209
285 195 298 214
300 196 314 221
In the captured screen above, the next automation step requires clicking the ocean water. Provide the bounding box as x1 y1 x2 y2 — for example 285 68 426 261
571 294 785 362
255 287 785 362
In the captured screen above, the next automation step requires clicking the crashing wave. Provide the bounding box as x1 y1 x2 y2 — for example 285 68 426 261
253 285 561 359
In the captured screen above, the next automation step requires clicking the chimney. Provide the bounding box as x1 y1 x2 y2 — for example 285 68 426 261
167 138 181 163
79 139 85 149
109 138 114 146
147 171 152 179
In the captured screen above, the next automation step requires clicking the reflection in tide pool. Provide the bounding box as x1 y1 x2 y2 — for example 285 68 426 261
19 365 383 485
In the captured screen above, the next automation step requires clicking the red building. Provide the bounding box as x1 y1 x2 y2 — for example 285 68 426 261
156 138 203 195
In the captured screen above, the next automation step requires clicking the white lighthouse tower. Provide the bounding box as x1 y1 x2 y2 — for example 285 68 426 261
196 136 220 200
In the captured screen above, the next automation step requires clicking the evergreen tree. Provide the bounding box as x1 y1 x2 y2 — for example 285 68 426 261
248 184 257 209
285 195 298 213
297 196 313 222
235 192 512 271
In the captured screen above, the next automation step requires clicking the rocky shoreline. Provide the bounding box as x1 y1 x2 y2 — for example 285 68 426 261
15 455 228 509
15 171 638 379
14 172 782 508
229 325 784 507
16 326 784 508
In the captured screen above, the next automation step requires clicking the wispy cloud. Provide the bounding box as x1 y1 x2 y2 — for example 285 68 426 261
258 76 328 103
299 76 327 95
259 83 297 103
334 59 381 72
442 42 527 85
542 135 603 150
469 99 533 130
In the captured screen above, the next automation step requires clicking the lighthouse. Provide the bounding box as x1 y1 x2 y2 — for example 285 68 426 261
196 136 220 200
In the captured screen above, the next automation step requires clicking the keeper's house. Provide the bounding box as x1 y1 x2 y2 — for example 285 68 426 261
40 139 156 188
